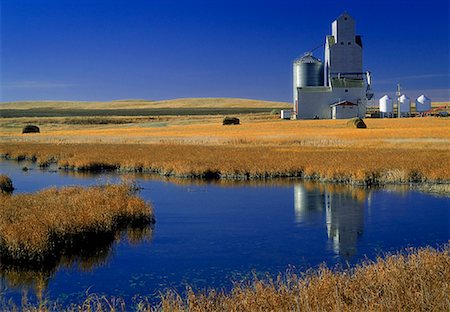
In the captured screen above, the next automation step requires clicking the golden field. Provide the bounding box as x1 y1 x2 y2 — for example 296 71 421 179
3 244 449 311
0 115 449 184
0 98 291 110
0 183 154 264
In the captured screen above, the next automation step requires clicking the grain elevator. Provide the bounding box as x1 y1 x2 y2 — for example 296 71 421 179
293 13 373 119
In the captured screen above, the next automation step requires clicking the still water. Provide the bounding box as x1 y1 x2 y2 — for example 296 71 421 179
0 160 449 305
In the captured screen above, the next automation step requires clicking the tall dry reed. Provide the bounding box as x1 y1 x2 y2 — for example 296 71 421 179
1 142 449 185
0 183 154 265
158 245 450 311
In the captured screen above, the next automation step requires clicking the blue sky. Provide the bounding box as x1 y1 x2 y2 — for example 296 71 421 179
1 0 449 102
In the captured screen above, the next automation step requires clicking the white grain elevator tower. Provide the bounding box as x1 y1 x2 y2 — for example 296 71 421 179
294 13 373 119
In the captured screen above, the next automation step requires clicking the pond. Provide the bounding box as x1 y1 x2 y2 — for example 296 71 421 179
0 160 449 306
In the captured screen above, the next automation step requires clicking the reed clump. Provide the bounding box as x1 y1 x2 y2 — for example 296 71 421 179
1 142 449 185
157 245 450 311
0 175 14 194
0 183 154 265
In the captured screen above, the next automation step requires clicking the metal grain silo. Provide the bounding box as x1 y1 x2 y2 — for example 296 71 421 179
293 53 324 88
399 94 411 116
379 95 393 117
415 95 431 113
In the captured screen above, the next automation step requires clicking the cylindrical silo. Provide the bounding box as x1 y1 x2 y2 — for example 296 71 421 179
399 94 411 117
293 53 324 88
379 95 393 117
415 95 431 113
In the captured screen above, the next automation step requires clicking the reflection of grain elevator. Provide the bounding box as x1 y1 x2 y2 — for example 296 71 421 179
294 183 366 258
293 13 373 119
324 191 364 258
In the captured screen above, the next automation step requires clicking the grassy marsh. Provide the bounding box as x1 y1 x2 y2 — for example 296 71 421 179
0 183 154 266
1 140 448 185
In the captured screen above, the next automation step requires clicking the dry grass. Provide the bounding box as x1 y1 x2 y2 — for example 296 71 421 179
0 141 449 184
1 115 448 148
157 245 450 312
0 98 291 110
2 244 449 311
0 183 154 265
0 117 449 184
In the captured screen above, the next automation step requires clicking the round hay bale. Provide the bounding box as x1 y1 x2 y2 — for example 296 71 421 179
0 175 14 194
347 117 367 129
22 125 40 134
223 117 240 125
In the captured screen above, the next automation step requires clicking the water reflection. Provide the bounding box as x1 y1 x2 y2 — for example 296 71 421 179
0 225 153 301
294 182 369 258
2 159 448 307
49 167 450 197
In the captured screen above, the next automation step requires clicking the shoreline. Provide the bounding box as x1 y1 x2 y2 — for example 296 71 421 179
1 150 449 187
0 183 154 268
3 244 449 311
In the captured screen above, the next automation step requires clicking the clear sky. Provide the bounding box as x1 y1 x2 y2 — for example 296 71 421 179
1 0 449 102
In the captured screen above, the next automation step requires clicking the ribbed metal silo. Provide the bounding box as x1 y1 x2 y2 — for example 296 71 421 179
293 53 325 88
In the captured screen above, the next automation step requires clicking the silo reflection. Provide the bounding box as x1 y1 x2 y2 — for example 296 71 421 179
325 190 365 258
294 183 368 258
294 184 323 223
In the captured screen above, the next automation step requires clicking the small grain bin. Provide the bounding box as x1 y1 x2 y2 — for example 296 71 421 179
379 95 393 117
415 95 431 113
399 94 411 117
293 53 325 87
293 53 324 105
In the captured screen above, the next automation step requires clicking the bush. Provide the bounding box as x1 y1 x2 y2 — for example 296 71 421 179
223 117 240 125
347 117 367 128
22 125 40 134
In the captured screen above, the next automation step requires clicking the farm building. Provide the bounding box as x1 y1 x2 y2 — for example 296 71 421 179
293 13 373 119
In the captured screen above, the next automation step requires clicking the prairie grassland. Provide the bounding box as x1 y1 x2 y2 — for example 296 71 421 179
1 115 448 148
0 107 284 118
0 117 449 184
0 98 290 117
0 183 154 265
3 244 449 311
1 98 446 110
0 98 291 110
